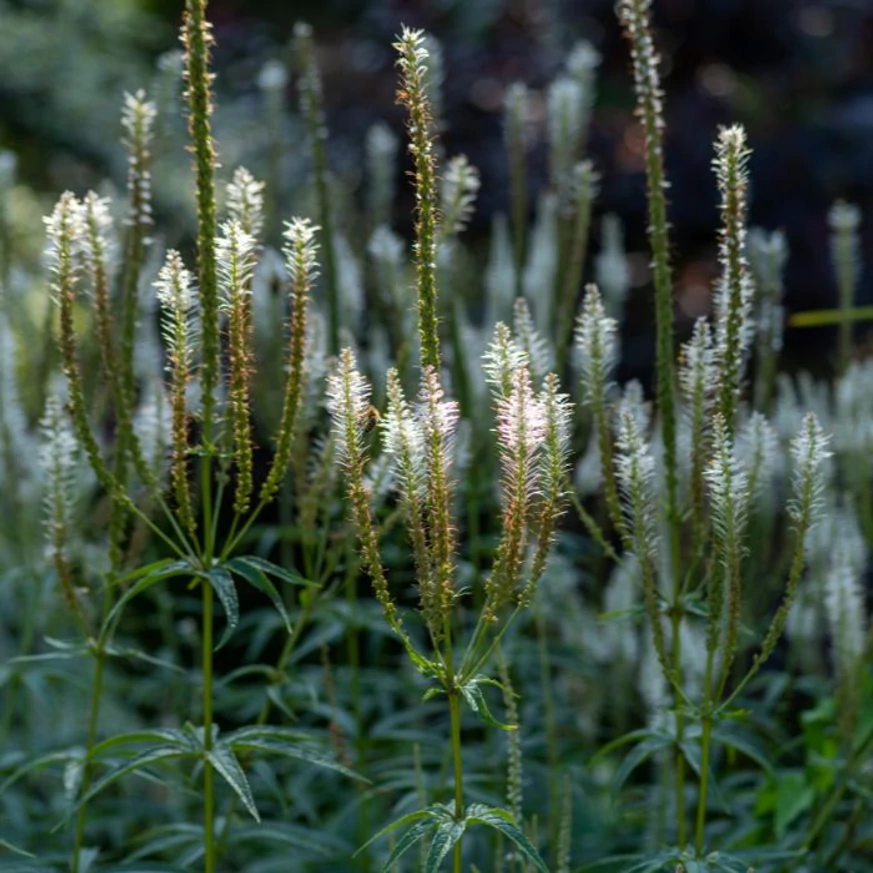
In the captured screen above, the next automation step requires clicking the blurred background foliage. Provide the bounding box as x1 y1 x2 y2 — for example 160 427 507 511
2 0 873 365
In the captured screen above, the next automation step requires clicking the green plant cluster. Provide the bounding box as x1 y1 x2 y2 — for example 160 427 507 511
1 2 872 872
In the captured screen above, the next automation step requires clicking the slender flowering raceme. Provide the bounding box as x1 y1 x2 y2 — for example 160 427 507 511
226 167 265 239
513 297 554 383
614 406 667 669
751 413 832 675
487 365 546 617
575 284 624 536
121 90 157 234
483 321 528 400
440 154 480 240
327 349 410 646
40 389 85 630
679 318 716 532
181 0 220 438
394 26 442 371
558 160 599 365
216 219 257 514
419 367 459 624
713 124 754 434
382 369 441 639
47 193 119 500
155 250 198 537
703 414 749 674
523 373 573 604
261 218 318 503
80 192 119 388
748 227 787 411
617 0 679 573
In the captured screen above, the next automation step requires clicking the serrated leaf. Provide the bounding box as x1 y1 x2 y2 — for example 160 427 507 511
207 744 259 821
459 679 515 731
226 557 292 635
425 819 467 873
464 805 547 873
207 567 239 650
233 555 319 588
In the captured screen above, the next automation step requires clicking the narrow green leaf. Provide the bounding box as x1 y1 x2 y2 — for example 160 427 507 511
0 838 34 857
227 735 362 782
378 819 435 872
0 748 84 793
206 567 239 650
74 746 192 812
615 735 673 789
354 808 438 858
88 728 194 761
226 557 293 634
207 745 259 822
102 561 193 634
233 555 319 588
425 819 467 873
465 805 547 873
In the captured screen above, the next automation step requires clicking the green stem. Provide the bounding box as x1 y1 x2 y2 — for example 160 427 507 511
671 606 686 848
694 716 712 855
202 580 215 873
448 689 464 873
71 649 106 873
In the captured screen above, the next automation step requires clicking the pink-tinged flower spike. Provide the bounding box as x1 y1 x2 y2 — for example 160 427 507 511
394 26 442 372
575 284 625 539
216 219 257 515
260 217 318 504
383 368 441 642
155 250 199 539
703 414 750 684
713 124 754 435
522 373 574 605
328 349 413 651
419 367 459 627
614 405 667 671
226 167 265 239
485 364 546 620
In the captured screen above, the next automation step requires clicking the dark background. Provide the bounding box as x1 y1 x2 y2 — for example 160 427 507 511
3 0 873 369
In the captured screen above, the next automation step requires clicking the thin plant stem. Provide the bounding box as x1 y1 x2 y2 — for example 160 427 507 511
71 648 106 873
448 689 464 873
202 580 216 873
